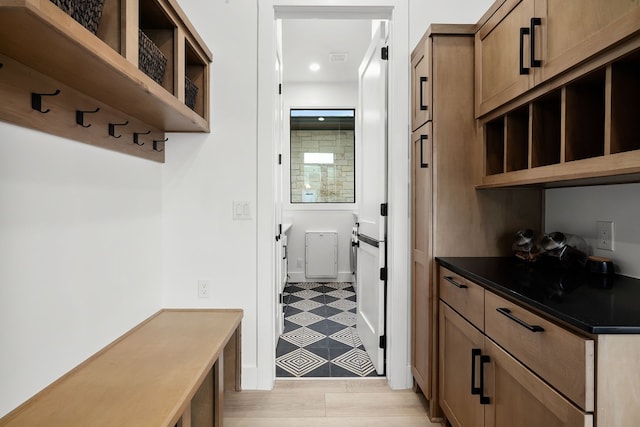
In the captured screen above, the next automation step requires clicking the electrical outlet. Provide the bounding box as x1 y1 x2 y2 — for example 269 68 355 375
197 280 210 298
596 221 614 251
297 257 303 268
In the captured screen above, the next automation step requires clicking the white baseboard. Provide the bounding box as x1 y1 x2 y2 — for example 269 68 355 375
241 365 258 390
287 271 354 283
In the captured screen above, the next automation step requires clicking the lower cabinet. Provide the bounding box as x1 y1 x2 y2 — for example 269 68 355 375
483 338 592 427
438 267 593 427
439 302 484 427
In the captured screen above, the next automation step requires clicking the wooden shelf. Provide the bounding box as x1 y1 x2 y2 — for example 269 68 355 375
0 0 211 133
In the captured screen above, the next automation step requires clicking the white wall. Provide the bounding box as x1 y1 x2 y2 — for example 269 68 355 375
409 0 495 49
161 0 259 386
283 81 359 282
0 125 162 417
546 184 640 278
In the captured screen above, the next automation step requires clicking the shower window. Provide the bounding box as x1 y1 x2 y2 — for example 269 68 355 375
290 109 355 203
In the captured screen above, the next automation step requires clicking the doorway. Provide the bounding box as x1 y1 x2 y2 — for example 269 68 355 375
256 1 410 390
276 19 379 378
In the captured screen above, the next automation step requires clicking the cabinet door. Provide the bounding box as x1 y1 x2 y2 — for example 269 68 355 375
411 37 431 130
483 338 593 427
475 0 535 117
439 302 484 427
536 0 640 84
411 126 432 395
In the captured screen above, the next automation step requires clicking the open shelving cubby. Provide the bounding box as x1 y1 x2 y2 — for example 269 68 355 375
610 50 640 155
139 0 177 96
484 116 505 175
480 42 640 188
531 89 561 168
565 69 606 162
505 105 529 172
185 38 208 120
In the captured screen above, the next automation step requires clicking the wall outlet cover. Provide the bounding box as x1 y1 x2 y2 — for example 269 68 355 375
596 221 614 251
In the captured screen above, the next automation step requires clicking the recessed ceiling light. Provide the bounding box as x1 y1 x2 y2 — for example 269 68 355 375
318 117 325 121
309 62 320 72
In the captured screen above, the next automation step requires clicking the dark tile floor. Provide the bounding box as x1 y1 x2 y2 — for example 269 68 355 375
276 282 378 378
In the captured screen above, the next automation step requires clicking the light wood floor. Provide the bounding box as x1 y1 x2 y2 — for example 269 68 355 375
224 378 443 427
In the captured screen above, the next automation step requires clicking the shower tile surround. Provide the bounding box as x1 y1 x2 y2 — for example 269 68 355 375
276 282 378 378
290 130 355 203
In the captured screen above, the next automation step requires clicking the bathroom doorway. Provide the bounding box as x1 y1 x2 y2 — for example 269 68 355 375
256 1 410 390
275 17 386 378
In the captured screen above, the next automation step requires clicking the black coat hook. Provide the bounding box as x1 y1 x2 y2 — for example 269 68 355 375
76 107 100 128
133 130 151 146
31 89 61 113
153 137 168 152
108 120 129 138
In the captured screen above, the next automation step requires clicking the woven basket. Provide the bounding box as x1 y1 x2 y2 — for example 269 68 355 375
138 30 167 85
185 77 199 110
50 0 105 34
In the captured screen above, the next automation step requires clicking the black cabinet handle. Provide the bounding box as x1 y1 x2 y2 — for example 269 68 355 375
471 348 481 395
419 76 428 111
283 245 287 260
530 17 542 68
419 134 429 168
479 355 491 404
444 276 467 289
519 27 530 75
496 307 544 332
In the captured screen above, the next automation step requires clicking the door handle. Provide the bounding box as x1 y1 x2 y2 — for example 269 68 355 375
519 27 530 75
496 307 544 332
444 276 467 289
479 355 491 404
530 17 542 68
419 134 429 168
471 348 481 395
419 76 428 111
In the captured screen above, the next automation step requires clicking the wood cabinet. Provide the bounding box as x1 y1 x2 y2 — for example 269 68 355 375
438 268 594 427
479 43 640 188
439 302 484 427
483 337 591 427
476 0 640 187
411 37 431 131
0 0 212 162
476 0 640 118
409 26 542 419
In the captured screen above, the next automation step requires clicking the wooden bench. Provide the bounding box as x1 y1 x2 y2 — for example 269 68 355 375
0 309 242 427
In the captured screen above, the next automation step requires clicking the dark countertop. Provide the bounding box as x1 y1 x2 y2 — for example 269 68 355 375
437 257 640 334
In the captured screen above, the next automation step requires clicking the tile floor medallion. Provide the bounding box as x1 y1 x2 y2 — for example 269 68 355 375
276 282 378 378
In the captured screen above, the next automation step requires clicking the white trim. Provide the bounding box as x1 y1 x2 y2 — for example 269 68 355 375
257 0 410 391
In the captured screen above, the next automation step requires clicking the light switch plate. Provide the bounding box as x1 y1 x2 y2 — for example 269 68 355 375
233 201 251 220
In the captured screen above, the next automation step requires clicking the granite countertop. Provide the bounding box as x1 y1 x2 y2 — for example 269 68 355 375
437 257 640 334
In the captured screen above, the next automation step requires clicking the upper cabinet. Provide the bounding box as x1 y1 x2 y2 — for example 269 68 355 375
0 0 212 162
411 37 431 131
476 0 640 187
476 0 640 118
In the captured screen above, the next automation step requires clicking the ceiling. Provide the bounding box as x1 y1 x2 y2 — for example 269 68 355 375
281 19 373 83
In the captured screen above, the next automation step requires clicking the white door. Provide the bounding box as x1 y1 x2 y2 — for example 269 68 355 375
357 22 388 375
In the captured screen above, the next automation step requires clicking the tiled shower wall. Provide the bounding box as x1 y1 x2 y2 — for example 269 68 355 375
290 130 355 203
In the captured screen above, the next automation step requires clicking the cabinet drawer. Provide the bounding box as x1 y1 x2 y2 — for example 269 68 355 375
439 267 484 330
485 291 594 411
